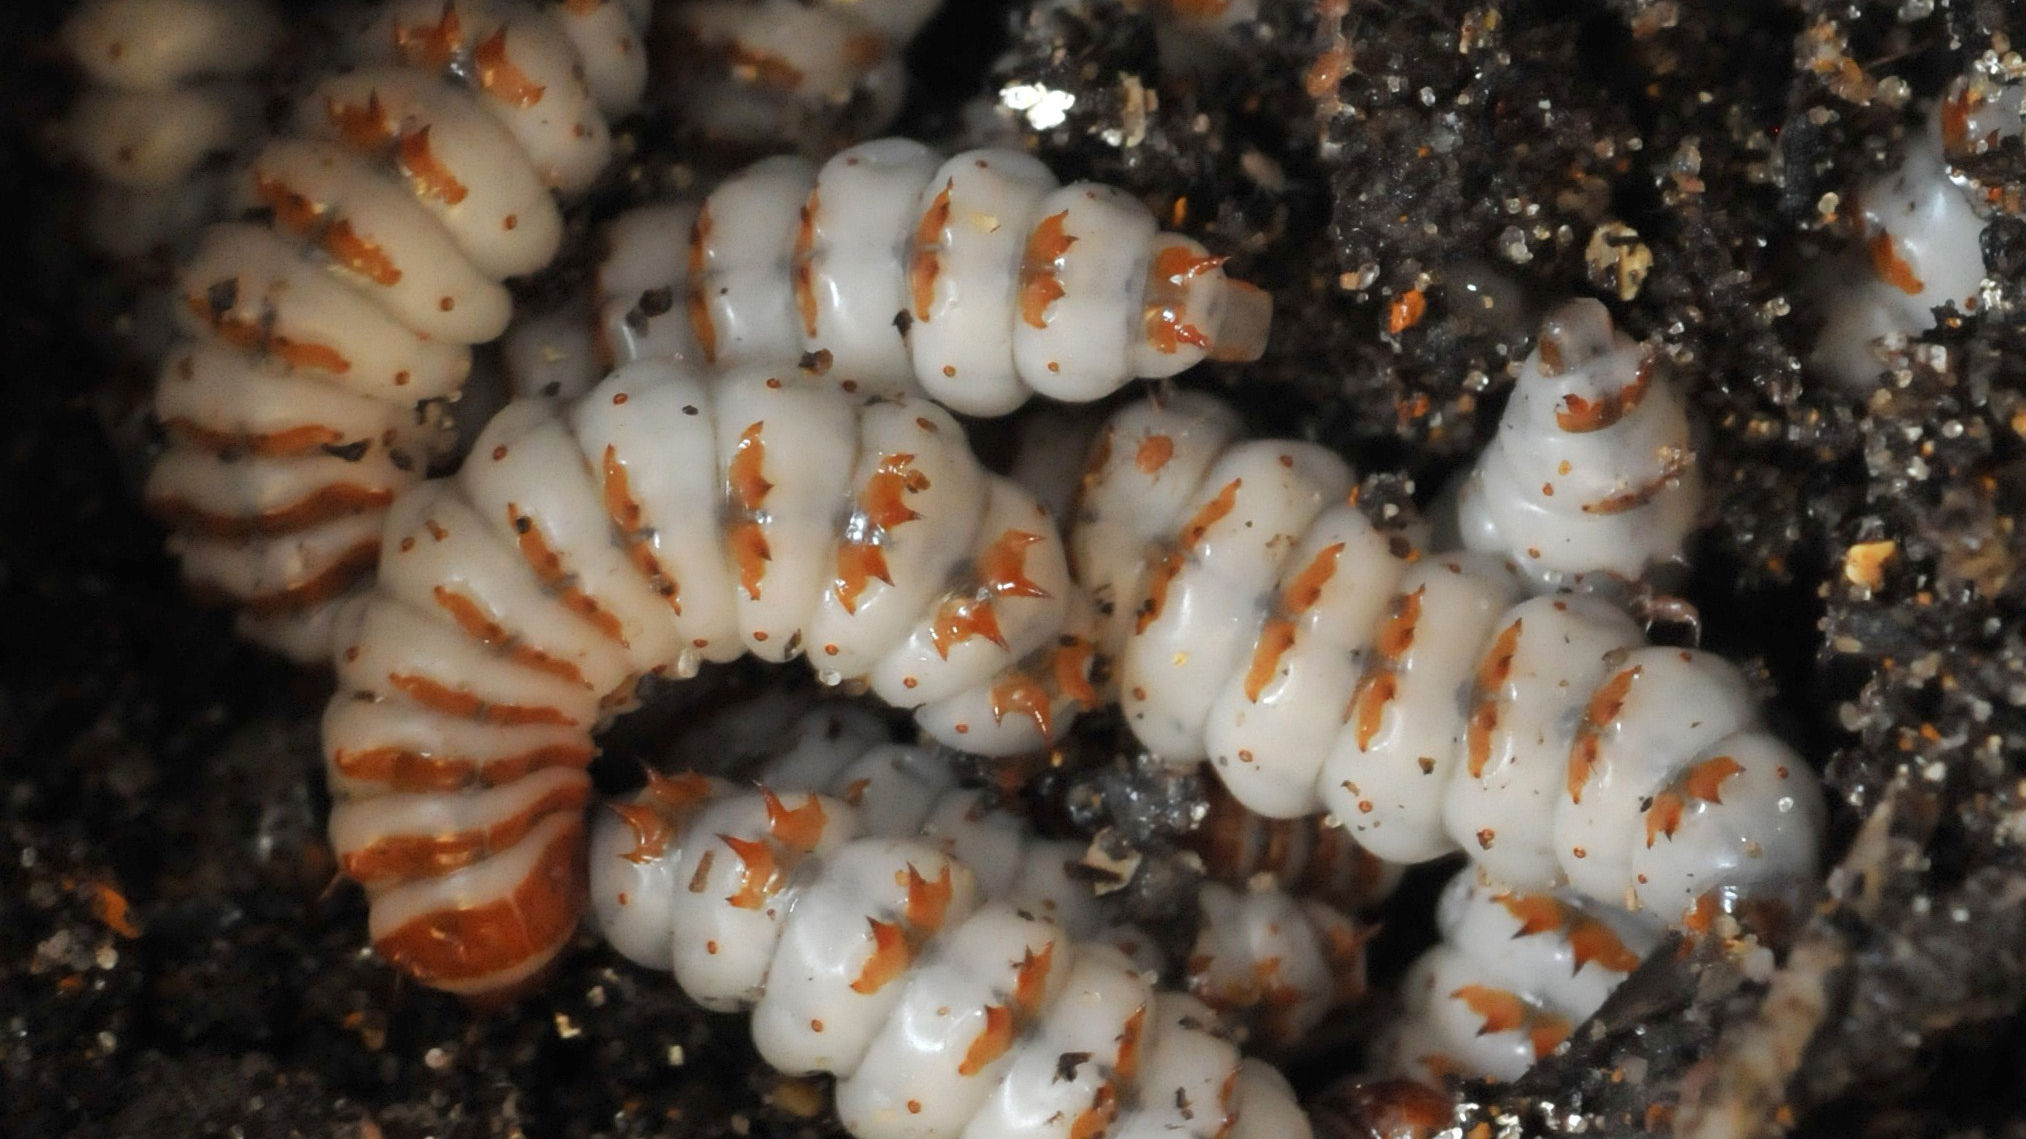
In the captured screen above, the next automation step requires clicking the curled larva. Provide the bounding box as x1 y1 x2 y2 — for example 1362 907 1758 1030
1380 871 1661 1086
663 0 945 155
584 730 1319 1138
60 0 282 261
517 135 1272 413
1810 75 2022 389
324 357 1101 997
140 0 650 662
1452 298 1702 590
1073 324 1825 922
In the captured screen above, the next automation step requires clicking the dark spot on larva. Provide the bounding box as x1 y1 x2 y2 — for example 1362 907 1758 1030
613 392 629 405
799 349 834 374
766 377 782 389
1419 756 1436 774
493 445 508 461
399 537 415 552
394 370 411 386
541 382 561 398
893 309 912 337
439 296 455 311
682 405 699 416
1056 1051 1091 1081
206 279 238 316
513 515 532 534
503 214 517 230
322 439 371 462
942 365 956 377
638 286 674 317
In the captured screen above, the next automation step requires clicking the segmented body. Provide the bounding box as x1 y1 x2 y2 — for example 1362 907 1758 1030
662 0 946 154
1381 871 1661 1085
61 0 282 262
138 0 649 661
514 135 1272 413
324 357 1099 997
585 710 1319 1139
1074 303 1822 919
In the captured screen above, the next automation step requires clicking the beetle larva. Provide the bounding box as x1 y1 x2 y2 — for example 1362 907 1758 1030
1073 304 1822 921
584 739 1320 1139
516 135 1272 413
323 357 1097 997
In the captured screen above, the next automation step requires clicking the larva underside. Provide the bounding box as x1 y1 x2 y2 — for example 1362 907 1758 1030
325 357 1101 997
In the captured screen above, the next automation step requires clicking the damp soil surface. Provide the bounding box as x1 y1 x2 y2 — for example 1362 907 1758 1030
7 1 2026 1137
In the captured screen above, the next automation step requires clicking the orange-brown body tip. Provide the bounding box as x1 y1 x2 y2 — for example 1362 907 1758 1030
372 815 586 992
